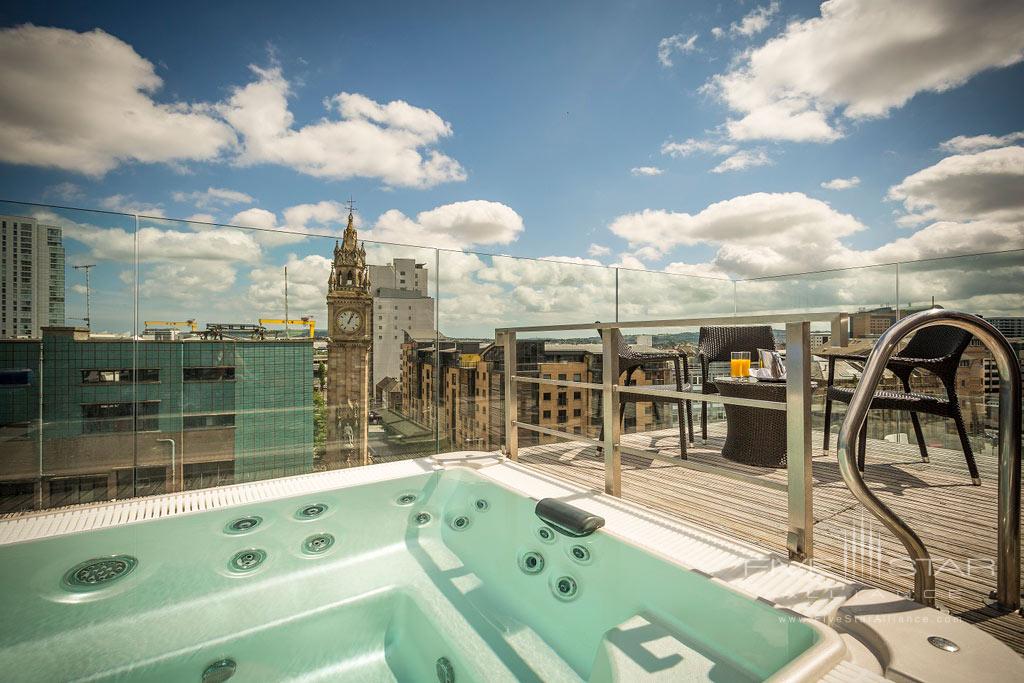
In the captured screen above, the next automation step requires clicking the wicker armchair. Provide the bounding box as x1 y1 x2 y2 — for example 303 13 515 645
822 324 980 485
696 325 777 440
597 327 692 458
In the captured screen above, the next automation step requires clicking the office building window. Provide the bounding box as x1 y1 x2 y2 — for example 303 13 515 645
116 467 167 499
48 475 108 507
184 366 235 382
81 401 159 433
183 413 236 430
0 369 32 386
0 481 35 514
82 368 159 384
184 461 234 490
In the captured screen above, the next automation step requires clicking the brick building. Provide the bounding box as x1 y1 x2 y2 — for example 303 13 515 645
397 337 676 453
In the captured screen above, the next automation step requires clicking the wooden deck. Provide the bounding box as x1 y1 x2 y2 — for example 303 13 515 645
517 422 1024 656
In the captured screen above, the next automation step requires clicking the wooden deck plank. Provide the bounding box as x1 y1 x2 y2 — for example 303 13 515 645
517 423 1024 656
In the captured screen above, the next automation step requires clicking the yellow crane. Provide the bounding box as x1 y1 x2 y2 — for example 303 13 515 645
259 317 316 338
144 319 197 332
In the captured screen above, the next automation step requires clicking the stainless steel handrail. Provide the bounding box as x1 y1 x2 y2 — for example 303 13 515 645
836 308 1021 610
498 312 846 562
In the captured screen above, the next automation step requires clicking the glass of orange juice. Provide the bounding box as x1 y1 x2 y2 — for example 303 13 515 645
730 351 751 378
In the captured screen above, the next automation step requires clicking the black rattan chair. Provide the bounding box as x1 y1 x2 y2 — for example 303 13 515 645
597 327 692 458
822 325 980 485
696 325 777 440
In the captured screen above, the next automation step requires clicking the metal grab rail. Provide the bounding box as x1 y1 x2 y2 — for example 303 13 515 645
836 308 1022 611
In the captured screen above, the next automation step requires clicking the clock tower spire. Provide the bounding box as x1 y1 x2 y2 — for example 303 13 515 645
325 200 372 468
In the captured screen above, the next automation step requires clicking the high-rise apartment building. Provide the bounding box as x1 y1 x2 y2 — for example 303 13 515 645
368 258 434 395
1 215 65 338
367 258 429 296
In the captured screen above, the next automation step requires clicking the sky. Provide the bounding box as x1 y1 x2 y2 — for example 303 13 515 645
0 1 1022 336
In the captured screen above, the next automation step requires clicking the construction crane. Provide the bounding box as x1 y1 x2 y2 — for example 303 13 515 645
144 319 198 332
259 317 316 338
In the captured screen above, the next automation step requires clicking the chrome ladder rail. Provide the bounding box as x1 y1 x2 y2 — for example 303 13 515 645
836 308 1022 610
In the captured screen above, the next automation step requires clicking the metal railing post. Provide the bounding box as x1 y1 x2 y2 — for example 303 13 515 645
601 327 621 496
830 313 849 348
501 331 519 461
786 321 813 561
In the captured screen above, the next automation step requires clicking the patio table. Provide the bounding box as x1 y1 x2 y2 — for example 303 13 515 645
713 376 818 468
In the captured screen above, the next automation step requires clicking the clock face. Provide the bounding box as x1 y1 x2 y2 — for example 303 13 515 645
336 310 362 334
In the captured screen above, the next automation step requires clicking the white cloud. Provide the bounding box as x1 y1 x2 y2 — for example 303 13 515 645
44 182 85 201
939 130 1024 154
663 261 731 280
711 149 772 173
631 166 664 176
608 148 1024 286
612 254 648 270
864 219 1023 264
661 137 762 174
887 146 1024 225
610 192 866 277
587 244 612 257
173 187 254 208
248 253 332 319
629 246 665 262
455 255 616 330
661 138 736 158
711 27 725 40
71 283 88 295
100 194 166 217
186 213 217 223
657 33 698 67
707 0 1024 142
730 2 779 37
221 65 466 188
138 261 236 301
227 199 524 251
37 208 264 265
227 201 345 247
0 26 467 187
0 25 235 175
364 200 523 250
821 176 861 190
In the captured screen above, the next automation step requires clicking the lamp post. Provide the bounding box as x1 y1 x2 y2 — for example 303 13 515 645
72 264 95 330
156 438 177 492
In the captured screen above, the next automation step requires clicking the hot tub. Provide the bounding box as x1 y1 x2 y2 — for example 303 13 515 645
0 453 1018 681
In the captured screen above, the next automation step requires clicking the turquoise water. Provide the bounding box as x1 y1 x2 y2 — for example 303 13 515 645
0 469 818 681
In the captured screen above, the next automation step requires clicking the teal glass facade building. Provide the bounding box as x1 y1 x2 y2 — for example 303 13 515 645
0 328 313 512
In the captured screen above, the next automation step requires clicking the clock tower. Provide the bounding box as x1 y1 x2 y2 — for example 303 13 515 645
325 205 372 468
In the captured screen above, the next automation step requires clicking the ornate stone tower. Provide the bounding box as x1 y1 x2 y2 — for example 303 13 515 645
325 205 372 468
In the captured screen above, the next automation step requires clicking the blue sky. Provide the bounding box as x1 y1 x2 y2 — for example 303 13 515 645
1 1 1022 334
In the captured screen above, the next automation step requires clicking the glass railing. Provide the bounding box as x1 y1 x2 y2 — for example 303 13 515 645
0 198 1021 514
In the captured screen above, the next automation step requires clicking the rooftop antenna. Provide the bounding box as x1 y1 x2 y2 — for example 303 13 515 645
284 266 290 338
346 196 357 216
72 264 96 330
